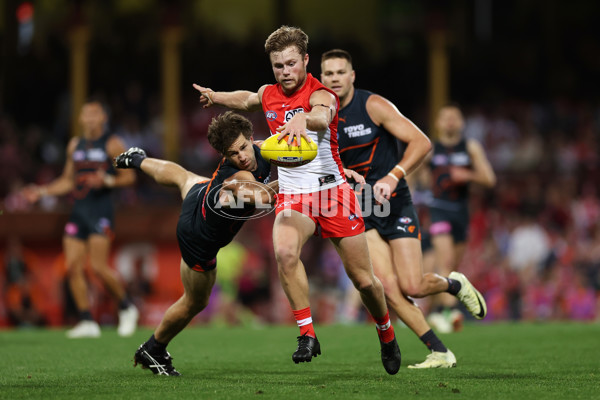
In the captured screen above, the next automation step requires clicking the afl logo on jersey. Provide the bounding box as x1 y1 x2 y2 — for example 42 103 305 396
265 110 278 121
285 108 304 122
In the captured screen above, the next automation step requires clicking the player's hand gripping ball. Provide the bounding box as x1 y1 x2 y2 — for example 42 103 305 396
260 135 318 167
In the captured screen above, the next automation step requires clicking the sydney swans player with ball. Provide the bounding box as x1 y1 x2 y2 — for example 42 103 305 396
193 25 401 374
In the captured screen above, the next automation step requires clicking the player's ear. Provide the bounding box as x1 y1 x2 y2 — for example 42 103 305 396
304 53 309 67
351 70 356 84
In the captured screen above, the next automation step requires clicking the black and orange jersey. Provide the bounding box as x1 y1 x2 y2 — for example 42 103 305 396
201 144 271 234
176 144 271 265
337 89 411 204
429 138 471 209
70 132 116 220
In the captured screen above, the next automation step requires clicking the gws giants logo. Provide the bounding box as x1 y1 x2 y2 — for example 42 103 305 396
265 110 278 121
206 180 277 220
285 108 304 122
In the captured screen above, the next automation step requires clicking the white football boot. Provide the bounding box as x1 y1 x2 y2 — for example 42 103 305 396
449 272 487 319
118 304 139 337
66 320 101 338
408 350 457 369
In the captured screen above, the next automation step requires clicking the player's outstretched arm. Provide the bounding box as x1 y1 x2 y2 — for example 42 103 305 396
192 84 265 112
220 171 278 206
21 137 79 203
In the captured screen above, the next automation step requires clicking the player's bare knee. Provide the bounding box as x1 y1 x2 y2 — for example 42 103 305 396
89 262 109 275
400 281 425 298
185 294 209 315
353 278 376 294
65 262 85 277
379 276 399 297
274 246 300 271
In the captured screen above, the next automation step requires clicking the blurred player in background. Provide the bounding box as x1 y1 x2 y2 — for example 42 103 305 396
121 111 277 376
425 104 496 332
22 100 139 338
321 49 487 368
193 26 401 375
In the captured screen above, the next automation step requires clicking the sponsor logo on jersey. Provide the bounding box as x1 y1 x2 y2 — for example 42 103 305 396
265 110 278 121
450 152 470 166
285 108 304 122
348 213 358 221
399 217 412 224
343 124 372 138
87 148 107 162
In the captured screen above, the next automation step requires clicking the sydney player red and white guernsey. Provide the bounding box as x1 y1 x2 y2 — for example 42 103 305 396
262 74 345 194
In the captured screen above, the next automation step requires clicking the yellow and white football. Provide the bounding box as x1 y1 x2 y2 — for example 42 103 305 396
260 135 318 167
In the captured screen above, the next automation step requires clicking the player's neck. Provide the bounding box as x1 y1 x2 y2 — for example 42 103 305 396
439 131 462 146
83 128 103 140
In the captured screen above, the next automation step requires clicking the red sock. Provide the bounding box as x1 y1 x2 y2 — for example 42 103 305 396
292 307 316 338
374 311 395 343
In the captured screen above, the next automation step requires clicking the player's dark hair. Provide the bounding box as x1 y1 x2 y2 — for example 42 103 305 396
265 25 308 56
83 96 109 114
439 102 464 116
321 49 353 67
207 111 253 155
440 101 462 110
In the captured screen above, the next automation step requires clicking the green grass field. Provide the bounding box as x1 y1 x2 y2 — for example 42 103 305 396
1 322 598 399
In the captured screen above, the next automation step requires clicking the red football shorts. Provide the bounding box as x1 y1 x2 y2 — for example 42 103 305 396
275 182 365 238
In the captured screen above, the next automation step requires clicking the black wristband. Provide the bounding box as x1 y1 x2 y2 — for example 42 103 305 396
130 153 146 169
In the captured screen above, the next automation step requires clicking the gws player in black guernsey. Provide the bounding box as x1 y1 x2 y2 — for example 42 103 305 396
321 49 487 368
116 112 278 376
22 100 138 339
424 104 496 333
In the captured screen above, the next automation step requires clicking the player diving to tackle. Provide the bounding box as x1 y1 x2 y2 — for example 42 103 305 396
116 111 278 376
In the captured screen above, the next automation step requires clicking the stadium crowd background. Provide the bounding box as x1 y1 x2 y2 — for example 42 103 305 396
1 0 599 327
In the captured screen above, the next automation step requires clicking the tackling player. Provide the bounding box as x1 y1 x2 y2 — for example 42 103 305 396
119 111 278 376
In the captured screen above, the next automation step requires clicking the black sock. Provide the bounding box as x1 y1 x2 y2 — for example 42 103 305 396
420 329 448 353
118 298 131 310
147 334 167 353
130 153 146 169
446 278 462 295
79 310 93 321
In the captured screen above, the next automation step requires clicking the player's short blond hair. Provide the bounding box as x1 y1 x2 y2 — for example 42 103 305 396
265 25 308 56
